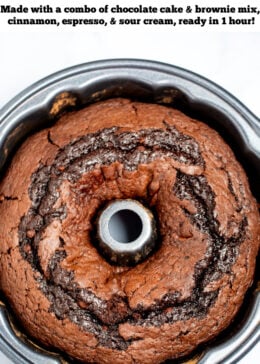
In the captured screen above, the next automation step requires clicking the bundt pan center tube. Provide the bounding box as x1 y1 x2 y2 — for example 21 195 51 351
96 199 157 266
0 59 259 364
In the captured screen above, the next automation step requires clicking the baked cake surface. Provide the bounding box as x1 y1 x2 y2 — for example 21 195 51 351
0 98 259 363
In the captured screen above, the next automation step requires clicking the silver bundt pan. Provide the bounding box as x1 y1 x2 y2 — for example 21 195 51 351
0 59 259 364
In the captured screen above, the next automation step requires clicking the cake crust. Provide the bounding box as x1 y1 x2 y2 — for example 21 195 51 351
0 98 259 363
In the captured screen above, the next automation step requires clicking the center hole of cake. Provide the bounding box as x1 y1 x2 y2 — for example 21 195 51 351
108 209 143 243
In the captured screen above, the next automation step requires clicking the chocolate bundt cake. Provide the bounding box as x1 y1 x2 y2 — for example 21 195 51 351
0 98 259 363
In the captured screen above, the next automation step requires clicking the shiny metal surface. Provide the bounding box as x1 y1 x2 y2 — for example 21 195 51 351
0 59 259 364
0 305 60 364
96 199 157 265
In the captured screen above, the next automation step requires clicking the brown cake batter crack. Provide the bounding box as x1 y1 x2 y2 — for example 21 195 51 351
0 194 18 203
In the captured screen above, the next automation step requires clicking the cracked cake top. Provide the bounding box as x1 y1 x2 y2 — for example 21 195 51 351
0 98 259 363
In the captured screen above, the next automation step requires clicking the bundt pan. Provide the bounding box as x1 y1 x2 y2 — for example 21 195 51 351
0 59 259 364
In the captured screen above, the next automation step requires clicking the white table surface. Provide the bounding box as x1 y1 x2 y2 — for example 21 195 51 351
0 13 259 364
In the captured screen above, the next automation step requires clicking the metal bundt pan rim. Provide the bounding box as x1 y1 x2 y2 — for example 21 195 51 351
0 59 259 364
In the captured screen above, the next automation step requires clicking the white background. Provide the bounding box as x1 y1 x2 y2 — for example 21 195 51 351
0 0 259 363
